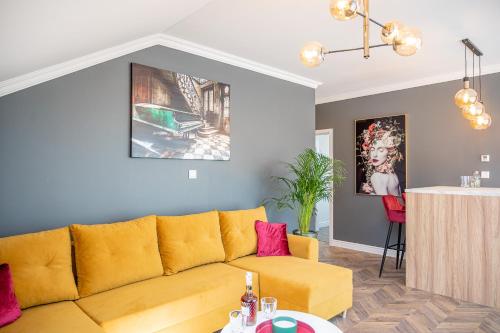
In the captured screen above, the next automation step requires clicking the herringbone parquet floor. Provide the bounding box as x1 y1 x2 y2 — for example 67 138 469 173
321 243 500 333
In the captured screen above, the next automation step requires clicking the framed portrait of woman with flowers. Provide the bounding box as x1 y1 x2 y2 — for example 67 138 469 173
355 115 407 196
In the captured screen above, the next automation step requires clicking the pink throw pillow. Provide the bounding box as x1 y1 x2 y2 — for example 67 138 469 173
0 263 21 327
255 220 291 257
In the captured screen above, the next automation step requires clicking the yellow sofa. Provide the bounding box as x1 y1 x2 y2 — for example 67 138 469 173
0 207 352 333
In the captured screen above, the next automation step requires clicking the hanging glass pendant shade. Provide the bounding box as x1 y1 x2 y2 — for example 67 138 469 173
381 21 404 44
299 42 326 67
393 27 422 56
470 112 492 130
454 77 478 108
461 101 484 120
330 0 360 20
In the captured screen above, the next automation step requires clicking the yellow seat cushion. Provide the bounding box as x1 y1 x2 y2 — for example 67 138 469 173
219 206 267 261
75 263 258 333
0 301 104 333
228 255 352 319
70 216 163 297
157 211 225 275
0 227 79 309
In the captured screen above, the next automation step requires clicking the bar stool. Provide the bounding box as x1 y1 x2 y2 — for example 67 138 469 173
379 195 406 278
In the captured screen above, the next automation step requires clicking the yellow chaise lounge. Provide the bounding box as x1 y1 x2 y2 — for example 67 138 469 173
0 207 352 333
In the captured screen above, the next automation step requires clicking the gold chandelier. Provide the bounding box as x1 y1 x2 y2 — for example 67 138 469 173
454 39 492 130
300 0 422 67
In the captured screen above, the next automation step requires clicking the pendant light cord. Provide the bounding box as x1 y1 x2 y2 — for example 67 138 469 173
479 55 482 101
472 52 475 89
464 44 467 77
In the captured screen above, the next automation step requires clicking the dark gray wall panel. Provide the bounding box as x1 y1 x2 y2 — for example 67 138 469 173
0 46 315 237
316 73 500 247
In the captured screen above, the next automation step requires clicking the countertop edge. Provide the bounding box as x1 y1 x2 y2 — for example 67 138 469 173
406 186 500 197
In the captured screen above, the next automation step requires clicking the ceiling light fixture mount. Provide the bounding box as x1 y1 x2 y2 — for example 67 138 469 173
455 39 492 130
300 0 422 67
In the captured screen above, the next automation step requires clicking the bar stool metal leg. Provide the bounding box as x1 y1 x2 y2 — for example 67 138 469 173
399 237 405 268
379 221 393 278
396 223 402 269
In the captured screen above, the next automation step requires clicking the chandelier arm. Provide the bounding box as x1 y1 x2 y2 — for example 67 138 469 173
325 44 390 55
357 13 385 29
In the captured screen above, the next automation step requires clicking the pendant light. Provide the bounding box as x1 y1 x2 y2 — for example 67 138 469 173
455 39 491 130
300 0 421 66
469 54 492 129
455 46 478 109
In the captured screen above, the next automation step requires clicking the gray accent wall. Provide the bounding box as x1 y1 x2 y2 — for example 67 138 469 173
316 73 500 247
0 45 315 237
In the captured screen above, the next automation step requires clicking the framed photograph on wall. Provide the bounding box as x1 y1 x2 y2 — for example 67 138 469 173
131 63 230 160
355 114 407 196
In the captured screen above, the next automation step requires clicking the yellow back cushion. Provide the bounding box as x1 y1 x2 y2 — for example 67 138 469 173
70 215 163 297
0 227 79 309
157 211 225 275
218 207 268 262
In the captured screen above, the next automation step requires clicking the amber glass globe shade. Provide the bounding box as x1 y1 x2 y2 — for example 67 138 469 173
461 101 485 120
381 21 404 45
393 27 422 56
300 42 326 67
470 112 492 130
454 82 478 108
330 0 360 20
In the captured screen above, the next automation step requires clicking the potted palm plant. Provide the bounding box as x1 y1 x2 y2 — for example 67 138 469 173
269 148 346 238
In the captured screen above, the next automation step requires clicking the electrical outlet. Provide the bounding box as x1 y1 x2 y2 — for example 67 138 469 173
188 170 197 179
481 171 490 179
481 155 490 162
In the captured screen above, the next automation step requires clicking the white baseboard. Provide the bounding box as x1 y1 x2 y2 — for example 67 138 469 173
329 239 399 258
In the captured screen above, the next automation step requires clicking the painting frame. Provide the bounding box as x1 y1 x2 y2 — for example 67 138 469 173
354 114 407 196
130 63 231 160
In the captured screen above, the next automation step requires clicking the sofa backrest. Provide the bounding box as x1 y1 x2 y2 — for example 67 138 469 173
218 206 268 262
0 206 268 307
157 210 225 275
0 227 79 309
70 215 163 297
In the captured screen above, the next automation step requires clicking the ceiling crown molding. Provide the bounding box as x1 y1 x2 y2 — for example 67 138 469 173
156 34 321 89
316 63 500 104
0 33 321 98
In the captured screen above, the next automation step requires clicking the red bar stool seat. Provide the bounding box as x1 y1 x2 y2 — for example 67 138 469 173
379 195 406 277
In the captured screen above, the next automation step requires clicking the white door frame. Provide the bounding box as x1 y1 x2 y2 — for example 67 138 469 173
315 129 334 245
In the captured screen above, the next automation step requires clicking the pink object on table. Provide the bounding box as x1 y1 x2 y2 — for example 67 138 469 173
0 263 22 327
256 319 315 333
255 221 291 257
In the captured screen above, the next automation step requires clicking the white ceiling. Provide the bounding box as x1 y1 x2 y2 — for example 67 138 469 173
2 0 500 103
0 0 213 81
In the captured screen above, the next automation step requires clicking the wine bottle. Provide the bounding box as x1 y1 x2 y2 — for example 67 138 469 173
241 271 257 326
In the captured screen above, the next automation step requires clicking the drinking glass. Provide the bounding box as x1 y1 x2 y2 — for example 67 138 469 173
260 297 278 319
460 176 471 188
229 310 246 333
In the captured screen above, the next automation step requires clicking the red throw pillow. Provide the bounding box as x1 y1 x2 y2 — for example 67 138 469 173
255 220 291 257
0 263 21 327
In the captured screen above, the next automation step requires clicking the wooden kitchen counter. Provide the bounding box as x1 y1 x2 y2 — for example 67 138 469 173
406 186 500 308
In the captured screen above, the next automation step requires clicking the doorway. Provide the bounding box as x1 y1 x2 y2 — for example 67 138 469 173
315 129 334 244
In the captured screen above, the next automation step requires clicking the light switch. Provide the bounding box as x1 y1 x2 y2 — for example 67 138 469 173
481 155 490 162
188 170 197 179
481 171 490 179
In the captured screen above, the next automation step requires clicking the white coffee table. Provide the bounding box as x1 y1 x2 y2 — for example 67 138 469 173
221 310 342 333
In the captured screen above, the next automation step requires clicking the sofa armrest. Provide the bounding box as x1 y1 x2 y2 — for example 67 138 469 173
287 234 319 262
